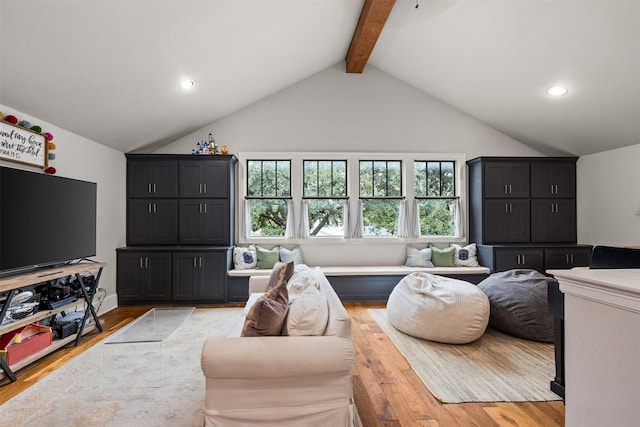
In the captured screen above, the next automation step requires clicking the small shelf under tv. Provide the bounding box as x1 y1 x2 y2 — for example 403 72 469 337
0 261 105 384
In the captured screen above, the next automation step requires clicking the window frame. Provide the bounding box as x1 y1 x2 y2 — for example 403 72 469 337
303 159 348 238
236 152 467 245
245 159 292 238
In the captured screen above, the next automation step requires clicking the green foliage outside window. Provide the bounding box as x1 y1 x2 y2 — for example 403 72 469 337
415 161 456 236
362 199 399 236
359 160 402 197
304 160 347 236
247 160 290 237
245 157 458 239
359 160 402 236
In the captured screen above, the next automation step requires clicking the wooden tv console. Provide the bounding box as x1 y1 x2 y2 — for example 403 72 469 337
0 261 104 383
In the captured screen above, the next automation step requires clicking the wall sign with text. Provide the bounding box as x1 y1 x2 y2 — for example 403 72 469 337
0 121 48 168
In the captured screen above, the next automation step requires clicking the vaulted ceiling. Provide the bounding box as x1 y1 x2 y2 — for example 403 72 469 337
1 0 638 156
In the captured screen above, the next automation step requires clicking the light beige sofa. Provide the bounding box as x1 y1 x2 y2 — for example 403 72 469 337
201 266 356 427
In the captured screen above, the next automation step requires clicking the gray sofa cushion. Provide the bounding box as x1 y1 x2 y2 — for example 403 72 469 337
477 269 554 343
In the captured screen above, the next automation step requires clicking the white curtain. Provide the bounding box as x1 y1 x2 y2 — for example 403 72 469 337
398 199 420 239
298 199 310 239
397 199 410 239
454 198 464 238
342 199 350 239
348 199 364 239
243 199 252 239
284 199 296 239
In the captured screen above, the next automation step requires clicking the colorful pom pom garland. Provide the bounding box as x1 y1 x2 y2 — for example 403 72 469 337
1 111 57 174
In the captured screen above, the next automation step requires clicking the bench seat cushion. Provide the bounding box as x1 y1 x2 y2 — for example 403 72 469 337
228 265 490 277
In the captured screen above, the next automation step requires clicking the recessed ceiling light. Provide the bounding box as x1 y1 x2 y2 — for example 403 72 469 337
547 86 568 97
179 79 196 91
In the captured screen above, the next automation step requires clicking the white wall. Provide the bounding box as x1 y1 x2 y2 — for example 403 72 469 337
577 144 640 246
0 104 126 312
158 63 542 158
156 63 543 265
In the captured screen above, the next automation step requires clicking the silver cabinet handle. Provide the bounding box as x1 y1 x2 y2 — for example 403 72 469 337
203 184 207 194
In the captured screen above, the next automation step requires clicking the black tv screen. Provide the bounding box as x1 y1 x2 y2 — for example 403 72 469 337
0 166 97 275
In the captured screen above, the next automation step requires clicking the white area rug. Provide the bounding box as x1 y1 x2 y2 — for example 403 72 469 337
369 308 561 403
0 307 244 427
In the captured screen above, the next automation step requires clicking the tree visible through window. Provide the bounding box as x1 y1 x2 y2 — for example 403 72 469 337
246 160 291 237
359 160 402 236
303 160 347 237
414 160 456 236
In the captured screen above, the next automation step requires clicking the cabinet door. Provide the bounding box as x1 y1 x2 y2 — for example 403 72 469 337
199 252 227 301
483 162 529 198
172 252 227 301
127 200 178 245
128 161 178 198
544 247 592 269
484 199 530 243
179 161 229 198
179 199 230 245
173 252 200 300
494 248 544 272
531 199 576 243
117 251 172 303
531 162 576 198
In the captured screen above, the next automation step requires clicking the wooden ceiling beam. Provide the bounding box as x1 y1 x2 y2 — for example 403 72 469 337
346 0 396 74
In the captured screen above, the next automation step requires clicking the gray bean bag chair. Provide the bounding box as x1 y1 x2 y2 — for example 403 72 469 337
477 269 554 343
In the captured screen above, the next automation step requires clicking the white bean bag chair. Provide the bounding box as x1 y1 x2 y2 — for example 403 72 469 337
387 272 490 344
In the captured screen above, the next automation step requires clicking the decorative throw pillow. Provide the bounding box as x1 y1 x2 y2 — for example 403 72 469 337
232 245 257 270
279 246 304 265
450 243 480 267
430 246 456 267
256 246 280 269
288 265 321 294
241 262 292 337
405 246 434 268
284 286 329 336
266 261 295 291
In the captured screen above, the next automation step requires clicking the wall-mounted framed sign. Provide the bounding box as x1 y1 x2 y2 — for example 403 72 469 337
0 121 48 168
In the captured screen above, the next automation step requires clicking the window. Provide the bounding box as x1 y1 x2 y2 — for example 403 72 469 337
414 160 456 236
303 160 347 237
238 152 465 243
246 160 291 237
359 160 402 236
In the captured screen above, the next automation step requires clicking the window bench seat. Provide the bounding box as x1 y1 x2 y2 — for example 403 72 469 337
227 265 491 302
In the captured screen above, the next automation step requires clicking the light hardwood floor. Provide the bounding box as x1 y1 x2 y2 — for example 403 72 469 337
0 303 565 426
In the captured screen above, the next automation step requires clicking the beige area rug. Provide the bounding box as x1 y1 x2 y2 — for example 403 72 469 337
369 308 561 403
1 307 362 427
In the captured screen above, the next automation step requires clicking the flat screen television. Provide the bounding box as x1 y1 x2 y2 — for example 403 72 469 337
0 166 97 276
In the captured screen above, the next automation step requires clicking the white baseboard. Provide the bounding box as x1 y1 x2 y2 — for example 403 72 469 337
97 293 119 315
